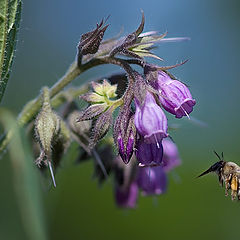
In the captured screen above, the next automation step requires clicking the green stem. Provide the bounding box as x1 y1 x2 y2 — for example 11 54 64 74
0 56 135 152
0 59 102 152
18 62 80 126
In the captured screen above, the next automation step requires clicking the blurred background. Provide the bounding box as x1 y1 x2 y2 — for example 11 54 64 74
1 0 240 239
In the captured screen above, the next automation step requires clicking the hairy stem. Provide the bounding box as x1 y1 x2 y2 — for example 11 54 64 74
0 56 136 152
0 59 100 152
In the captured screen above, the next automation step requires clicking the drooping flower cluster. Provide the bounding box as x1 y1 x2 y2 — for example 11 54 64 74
111 68 195 168
22 12 196 208
74 12 195 207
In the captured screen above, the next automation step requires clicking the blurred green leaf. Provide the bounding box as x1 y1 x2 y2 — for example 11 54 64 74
0 0 22 102
0 108 48 240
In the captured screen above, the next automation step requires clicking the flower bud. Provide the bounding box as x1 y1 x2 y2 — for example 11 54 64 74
35 87 60 187
134 91 168 144
89 107 113 149
35 88 60 166
162 138 181 172
78 19 108 56
136 139 163 167
137 166 167 196
114 107 136 164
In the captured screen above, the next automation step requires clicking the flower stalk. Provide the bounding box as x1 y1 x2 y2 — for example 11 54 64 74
0 13 196 208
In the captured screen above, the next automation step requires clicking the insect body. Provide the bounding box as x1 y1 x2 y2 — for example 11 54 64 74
198 151 240 201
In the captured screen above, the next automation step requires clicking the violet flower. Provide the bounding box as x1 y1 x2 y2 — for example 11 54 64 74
152 71 196 119
136 139 163 167
115 182 139 208
162 138 181 172
137 166 167 196
134 91 168 145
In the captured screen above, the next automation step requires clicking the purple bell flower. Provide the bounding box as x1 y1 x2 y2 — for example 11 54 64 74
115 182 138 208
162 138 181 172
154 71 196 119
136 139 163 167
134 91 168 144
137 166 167 196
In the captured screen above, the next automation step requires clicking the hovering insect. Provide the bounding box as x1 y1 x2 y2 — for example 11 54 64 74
197 151 240 201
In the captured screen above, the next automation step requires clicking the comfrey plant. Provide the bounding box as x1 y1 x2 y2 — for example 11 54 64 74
0 12 195 208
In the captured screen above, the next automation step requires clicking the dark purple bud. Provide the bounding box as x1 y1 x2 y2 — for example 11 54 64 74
117 127 135 164
114 95 136 164
150 70 196 118
134 91 168 144
137 166 167 196
115 182 138 208
78 19 109 57
136 139 163 167
162 138 181 172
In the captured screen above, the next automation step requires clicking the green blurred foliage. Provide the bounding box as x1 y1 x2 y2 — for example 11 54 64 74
1 0 240 240
0 0 21 102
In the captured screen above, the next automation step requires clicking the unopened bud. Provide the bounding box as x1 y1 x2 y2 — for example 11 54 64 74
35 87 60 164
89 107 113 149
114 108 136 164
78 19 109 57
35 87 60 187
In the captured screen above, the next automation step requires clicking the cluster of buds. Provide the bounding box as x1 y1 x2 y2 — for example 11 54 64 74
27 13 195 207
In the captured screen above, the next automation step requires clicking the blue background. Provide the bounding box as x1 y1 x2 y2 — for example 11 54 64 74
1 0 240 239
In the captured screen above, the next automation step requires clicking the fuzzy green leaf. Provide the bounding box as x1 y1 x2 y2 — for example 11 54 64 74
0 0 22 102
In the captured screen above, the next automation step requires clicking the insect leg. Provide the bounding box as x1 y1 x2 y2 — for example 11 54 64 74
224 174 232 196
218 173 223 187
230 174 238 201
